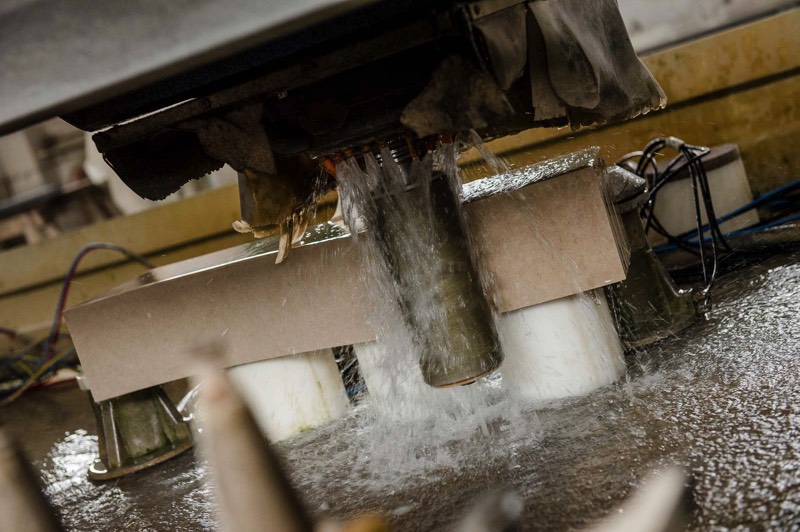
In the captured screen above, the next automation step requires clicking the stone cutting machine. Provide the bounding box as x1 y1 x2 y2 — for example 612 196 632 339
1 0 667 477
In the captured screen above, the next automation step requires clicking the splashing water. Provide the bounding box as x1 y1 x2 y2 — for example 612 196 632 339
12 137 799 530
19 251 800 530
334 142 504 444
466 129 510 175
329 135 633 479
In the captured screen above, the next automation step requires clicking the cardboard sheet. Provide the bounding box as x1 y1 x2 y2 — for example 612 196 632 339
66 148 629 400
468 166 627 312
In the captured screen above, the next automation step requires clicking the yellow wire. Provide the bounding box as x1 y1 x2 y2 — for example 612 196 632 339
0 349 73 407
15 361 34 375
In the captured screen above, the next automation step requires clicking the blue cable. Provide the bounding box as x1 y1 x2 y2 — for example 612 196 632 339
734 213 800 234
346 383 367 397
654 213 800 253
672 178 800 242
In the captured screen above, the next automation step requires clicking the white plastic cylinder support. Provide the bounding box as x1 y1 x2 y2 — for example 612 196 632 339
226 349 349 442
496 289 625 402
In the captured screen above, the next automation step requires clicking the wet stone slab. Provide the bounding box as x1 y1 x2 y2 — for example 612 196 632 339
3 251 799 531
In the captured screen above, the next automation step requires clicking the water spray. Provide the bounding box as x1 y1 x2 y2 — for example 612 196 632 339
337 135 503 388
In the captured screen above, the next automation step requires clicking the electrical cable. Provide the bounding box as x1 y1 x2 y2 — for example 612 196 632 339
346 383 367 398
648 215 703 256
654 213 800 253
618 137 724 299
40 243 154 363
0 348 76 407
0 242 154 406
672 178 800 242
622 137 800 301
689 166 713 291
0 337 48 375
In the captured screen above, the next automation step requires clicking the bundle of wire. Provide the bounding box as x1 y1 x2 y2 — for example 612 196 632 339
617 137 729 298
0 243 153 406
618 136 800 298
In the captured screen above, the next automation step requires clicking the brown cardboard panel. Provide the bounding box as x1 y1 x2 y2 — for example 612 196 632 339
66 236 376 401
66 151 629 401
470 167 627 312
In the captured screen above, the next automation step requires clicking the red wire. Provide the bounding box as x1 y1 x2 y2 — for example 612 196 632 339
41 243 153 362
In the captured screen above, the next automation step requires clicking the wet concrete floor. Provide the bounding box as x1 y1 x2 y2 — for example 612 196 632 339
1 251 799 531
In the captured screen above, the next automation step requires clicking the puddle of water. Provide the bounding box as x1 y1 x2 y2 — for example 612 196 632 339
8 249 797 531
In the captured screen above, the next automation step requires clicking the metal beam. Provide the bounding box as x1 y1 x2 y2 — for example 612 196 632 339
0 0 379 135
